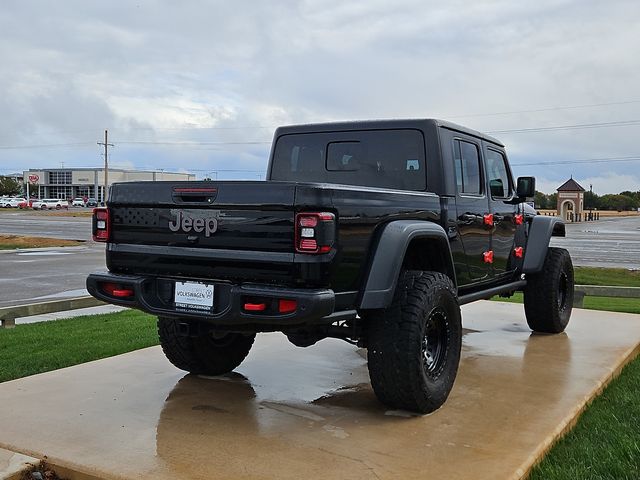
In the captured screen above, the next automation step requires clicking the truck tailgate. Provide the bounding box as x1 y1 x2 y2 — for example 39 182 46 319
106 181 297 283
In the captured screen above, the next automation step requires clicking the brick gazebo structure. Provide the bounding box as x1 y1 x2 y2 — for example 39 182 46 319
556 177 585 221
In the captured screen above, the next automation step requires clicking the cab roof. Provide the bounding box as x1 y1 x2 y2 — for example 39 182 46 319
273 118 504 147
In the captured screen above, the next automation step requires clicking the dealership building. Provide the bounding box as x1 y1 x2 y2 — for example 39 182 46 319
23 168 195 201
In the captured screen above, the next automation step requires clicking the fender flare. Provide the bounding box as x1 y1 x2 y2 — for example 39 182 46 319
522 216 566 274
358 220 456 310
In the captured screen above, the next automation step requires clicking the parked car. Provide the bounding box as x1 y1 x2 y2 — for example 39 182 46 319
86 198 99 207
32 198 65 210
1 197 27 208
17 199 35 209
72 198 86 207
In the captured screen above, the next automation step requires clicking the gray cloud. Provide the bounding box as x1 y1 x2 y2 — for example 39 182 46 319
1 0 639 192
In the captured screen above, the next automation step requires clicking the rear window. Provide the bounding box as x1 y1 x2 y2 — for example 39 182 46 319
270 129 426 190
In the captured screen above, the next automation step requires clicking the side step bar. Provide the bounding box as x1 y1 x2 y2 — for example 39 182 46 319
458 280 526 306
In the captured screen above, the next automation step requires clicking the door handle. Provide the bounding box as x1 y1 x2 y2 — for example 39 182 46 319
459 214 477 224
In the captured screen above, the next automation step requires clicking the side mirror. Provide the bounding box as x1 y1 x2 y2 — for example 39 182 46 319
516 176 535 199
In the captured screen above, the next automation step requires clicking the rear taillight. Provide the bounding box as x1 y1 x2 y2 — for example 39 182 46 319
295 212 335 254
92 207 110 242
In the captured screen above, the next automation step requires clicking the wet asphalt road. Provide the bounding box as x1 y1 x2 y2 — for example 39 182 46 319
0 211 639 308
0 210 92 240
551 215 640 269
0 243 106 308
0 211 105 307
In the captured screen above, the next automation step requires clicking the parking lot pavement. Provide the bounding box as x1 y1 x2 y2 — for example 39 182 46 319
552 215 640 269
0 210 91 240
0 301 638 480
0 244 106 308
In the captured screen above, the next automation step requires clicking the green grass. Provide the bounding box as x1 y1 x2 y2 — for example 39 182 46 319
574 266 640 287
528 355 640 479
494 292 640 315
493 266 640 478
0 310 158 383
0 268 638 479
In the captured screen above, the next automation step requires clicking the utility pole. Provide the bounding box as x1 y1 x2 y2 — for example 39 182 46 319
97 130 114 204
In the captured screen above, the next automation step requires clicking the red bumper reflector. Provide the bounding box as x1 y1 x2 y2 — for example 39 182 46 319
112 289 134 298
101 283 133 298
514 214 524 225
513 247 524 258
483 250 494 264
278 299 297 313
483 214 494 227
244 303 266 312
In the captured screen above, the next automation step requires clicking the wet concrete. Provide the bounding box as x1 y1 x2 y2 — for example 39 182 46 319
0 301 639 479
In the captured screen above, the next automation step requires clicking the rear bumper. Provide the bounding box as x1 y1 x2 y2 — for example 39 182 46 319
86 272 335 326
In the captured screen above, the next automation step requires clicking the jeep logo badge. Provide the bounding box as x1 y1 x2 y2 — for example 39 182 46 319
168 211 218 237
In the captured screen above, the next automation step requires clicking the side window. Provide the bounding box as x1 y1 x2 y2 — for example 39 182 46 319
453 139 482 195
486 149 512 198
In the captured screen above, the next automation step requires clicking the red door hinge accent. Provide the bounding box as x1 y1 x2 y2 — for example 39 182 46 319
513 246 524 258
483 213 494 226
483 250 494 264
514 214 524 225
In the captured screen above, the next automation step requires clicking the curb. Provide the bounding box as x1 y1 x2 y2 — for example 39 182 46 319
514 341 640 479
0 245 90 255
0 447 40 480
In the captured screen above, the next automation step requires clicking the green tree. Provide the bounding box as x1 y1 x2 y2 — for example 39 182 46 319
534 191 548 209
547 192 558 210
620 190 640 204
584 190 601 210
600 194 637 211
0 177 21 196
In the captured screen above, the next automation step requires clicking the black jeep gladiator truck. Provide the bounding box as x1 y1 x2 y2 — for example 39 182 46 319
87 119 573 413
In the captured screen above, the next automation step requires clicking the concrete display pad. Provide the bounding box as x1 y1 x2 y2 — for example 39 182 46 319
0 301 639 480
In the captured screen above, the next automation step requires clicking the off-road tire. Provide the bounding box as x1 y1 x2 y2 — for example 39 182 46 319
158 317 255 375
366 271 462 414
524 247 574 333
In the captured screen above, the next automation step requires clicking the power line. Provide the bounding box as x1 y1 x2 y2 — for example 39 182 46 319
112 125 275 132
3 116 640 153
448 99 640 119
188 169 266 172
118 140 271 146
0 142 93 150
511 155 640 167
487 119 640 134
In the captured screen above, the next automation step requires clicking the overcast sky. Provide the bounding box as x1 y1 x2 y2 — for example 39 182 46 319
1 0 639 194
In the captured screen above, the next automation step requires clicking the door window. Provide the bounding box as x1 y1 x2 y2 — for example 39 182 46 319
486 149 512 198
454 140 482 195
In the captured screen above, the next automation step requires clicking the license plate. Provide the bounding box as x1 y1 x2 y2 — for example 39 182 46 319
174 281 214 311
